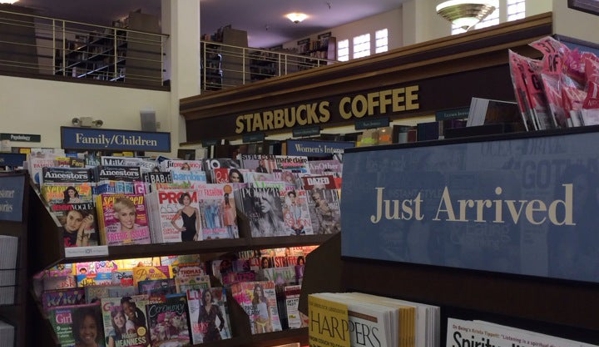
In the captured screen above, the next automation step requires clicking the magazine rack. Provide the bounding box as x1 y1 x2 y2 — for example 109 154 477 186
300 128 599 346
27 180 333 347
0 172 30 347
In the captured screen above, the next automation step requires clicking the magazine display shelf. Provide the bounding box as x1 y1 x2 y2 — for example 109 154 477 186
28 181 332 347
299 130 599 347
0 172 30 347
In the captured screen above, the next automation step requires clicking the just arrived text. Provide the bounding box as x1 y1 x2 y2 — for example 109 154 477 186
369 184 575 226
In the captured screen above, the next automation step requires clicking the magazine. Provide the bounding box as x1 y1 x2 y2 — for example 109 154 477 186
48 303 104 347
234 187 286 237
280 189 314 236
146 293 191 346
198 183 239 239
187 287 232 344
96 194 152 246
51 202 99 247
100 295 150 347
148 188 202 243
307 188 341 234
230 280 282 334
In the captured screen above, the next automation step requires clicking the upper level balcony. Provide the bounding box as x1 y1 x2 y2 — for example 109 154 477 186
0 7 334 91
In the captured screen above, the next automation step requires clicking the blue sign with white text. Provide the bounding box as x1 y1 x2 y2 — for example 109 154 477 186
286 140 354 158
0 153 26 168
0 174 25 222
61 127 171 152
341 127 599 284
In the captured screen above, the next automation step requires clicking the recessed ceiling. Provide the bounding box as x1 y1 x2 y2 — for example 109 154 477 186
12 0 405 48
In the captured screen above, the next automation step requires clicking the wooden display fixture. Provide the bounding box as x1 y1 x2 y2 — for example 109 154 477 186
300 129 599 346
0 171 30 347
27 180 332 347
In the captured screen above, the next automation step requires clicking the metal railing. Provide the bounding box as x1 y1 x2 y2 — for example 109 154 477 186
201 41 335 91
0 9 168 86
0 9 334 90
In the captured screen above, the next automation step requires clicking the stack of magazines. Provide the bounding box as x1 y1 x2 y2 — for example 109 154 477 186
0 235 18 305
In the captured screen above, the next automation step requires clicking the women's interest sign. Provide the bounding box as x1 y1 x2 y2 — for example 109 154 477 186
340 127 599 284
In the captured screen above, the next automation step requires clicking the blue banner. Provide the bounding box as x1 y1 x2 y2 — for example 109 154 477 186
61 127 171 152
341 127 599 284
0 174 25 222
0 153 26 167
286 140 354 158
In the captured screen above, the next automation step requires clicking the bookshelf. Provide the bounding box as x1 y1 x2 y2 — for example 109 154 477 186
54 11 163 86
296 34 337 70
300 127 599 346
0 172 30 347
27 179 333 347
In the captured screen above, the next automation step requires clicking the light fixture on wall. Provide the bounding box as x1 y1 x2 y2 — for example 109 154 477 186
71 117 104 128
436 0 498 31
285 12 308 24
0 0 19 4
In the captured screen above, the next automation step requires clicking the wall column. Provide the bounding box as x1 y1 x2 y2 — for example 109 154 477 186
162 0 201 152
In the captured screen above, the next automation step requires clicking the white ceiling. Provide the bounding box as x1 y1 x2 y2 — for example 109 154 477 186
13 0 406 48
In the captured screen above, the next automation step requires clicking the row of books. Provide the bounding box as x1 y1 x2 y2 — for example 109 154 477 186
309 292 597 347
308 292 440 347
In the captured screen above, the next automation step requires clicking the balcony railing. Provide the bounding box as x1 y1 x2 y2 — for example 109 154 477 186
0 8 167 86
0 8 334 90
200 40 335 91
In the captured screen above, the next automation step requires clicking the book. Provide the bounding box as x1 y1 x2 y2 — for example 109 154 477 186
316 292 401 347
187 287 232 344
466 97 525 130
230 281 282 334
447 318 591 347
308 293 350 347
146 293 191 346
198 183 238 239
49 303 104 347
96 194 152 246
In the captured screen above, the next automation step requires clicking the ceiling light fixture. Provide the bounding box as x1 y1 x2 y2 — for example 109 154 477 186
436 0 498 31
286 12 308 24
0 0 20 3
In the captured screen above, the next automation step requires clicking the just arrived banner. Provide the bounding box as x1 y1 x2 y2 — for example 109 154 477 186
61 127 171 152
341 127 599 284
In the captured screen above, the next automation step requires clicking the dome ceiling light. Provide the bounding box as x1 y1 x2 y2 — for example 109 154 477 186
436 0 498 31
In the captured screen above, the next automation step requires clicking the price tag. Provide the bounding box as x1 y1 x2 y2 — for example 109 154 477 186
65 246 109 258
